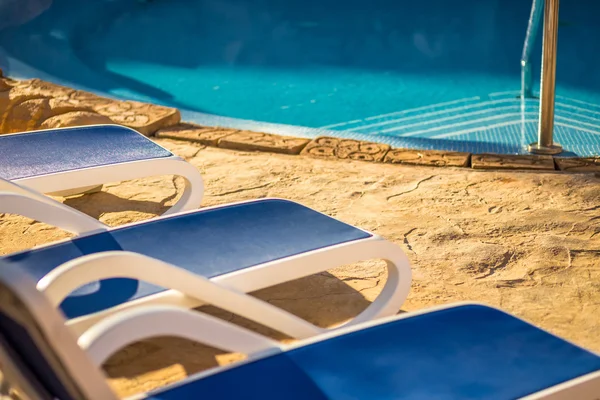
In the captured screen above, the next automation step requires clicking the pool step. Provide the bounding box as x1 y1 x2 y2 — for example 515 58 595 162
366 103 537 138
319 96 482 131
345 99 533 135
340 94 600 140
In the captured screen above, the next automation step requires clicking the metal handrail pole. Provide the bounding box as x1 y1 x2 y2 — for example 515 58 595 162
528 0 563 155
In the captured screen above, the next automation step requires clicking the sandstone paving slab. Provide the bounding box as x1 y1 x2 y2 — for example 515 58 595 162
471 153 555 170
555 157 600 173
156 123 237 146
384 148 470 167
217 130 310 155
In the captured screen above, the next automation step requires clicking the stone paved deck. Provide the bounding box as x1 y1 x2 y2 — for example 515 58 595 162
1 138 598 397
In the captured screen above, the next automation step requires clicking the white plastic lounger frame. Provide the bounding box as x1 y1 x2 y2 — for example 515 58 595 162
4 193 410 339
38 236 410 340
2 126 204 216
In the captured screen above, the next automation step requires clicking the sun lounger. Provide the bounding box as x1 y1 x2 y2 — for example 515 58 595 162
0 197 412 339
0 124 203 215
0 267 598 400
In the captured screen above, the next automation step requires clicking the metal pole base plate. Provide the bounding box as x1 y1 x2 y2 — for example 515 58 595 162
528 142 563 155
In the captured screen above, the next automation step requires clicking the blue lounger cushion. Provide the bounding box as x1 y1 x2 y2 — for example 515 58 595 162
148 304 600 400
0 125 172 180
0 199 371 319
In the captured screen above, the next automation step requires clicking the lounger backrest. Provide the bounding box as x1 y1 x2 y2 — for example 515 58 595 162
0 268 116 400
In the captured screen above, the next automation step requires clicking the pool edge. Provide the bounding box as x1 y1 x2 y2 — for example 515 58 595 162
0 72 599 174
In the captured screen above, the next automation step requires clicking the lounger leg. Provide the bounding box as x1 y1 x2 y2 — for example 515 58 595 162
211 238 413 333
345 259 406 326
162 173 203 215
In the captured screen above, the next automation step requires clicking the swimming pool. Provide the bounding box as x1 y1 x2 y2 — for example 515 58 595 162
1 0 600 156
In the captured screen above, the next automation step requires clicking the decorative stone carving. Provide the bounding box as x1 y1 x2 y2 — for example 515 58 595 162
301 136 390 162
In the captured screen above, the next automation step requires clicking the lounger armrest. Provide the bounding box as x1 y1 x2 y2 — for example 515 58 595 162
78 305 281 366
38 251 325 339
0 183 107 235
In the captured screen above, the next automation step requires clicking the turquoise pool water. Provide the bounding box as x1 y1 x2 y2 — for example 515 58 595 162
1 0 600 155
